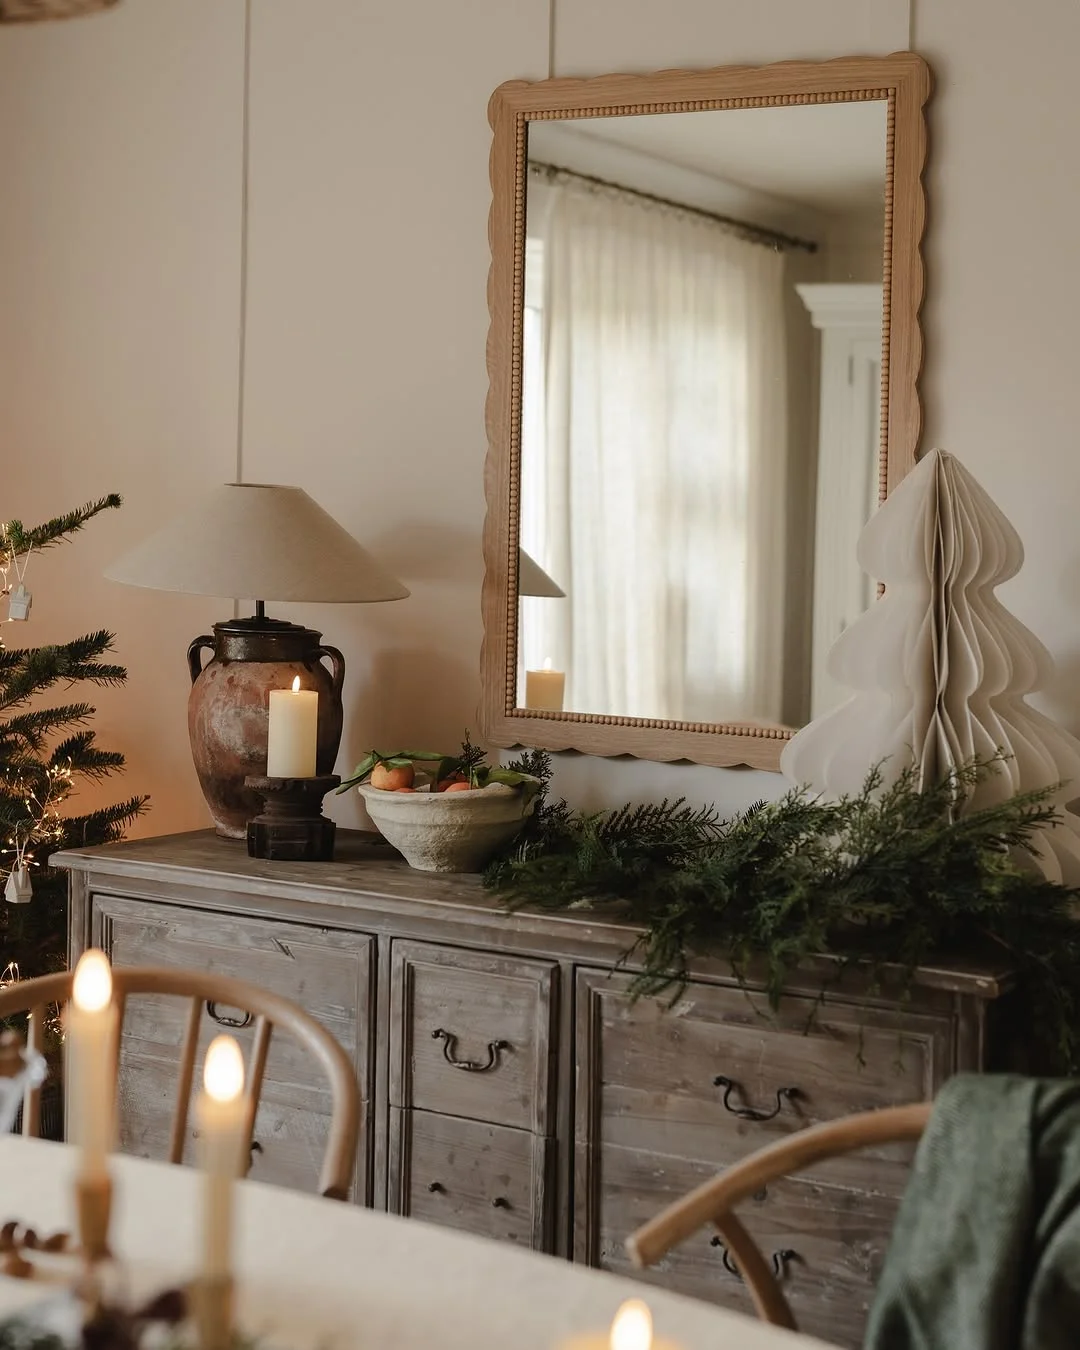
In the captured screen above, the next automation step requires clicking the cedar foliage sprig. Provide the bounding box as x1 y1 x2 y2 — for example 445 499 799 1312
485 754 1080 1072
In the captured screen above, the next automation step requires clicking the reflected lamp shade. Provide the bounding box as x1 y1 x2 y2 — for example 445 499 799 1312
0 0 118 19
105 483 409 842
518 548 565 598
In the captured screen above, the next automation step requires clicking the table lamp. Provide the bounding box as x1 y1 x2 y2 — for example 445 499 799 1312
105 483 408 839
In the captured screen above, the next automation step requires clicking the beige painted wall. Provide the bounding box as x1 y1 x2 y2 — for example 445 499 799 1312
2 0 1078 831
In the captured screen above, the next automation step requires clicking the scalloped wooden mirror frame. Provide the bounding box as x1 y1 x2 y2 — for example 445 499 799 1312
481 53 931 770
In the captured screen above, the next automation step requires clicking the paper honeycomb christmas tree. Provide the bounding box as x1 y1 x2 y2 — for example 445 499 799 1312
781 448 1080 884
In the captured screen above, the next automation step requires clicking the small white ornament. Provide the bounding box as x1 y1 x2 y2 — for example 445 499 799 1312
7 584 32 621
4 867 32 904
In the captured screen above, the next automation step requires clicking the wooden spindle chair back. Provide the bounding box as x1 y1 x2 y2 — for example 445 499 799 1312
0 965 361 1201
625 1102 932 1331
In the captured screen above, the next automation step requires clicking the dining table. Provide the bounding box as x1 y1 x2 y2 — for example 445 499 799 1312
0 1136 837 1350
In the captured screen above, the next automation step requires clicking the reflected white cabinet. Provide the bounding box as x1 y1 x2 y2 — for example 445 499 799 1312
796 284 883 720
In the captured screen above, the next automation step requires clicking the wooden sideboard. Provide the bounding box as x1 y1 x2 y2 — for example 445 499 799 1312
55 830 1014 1347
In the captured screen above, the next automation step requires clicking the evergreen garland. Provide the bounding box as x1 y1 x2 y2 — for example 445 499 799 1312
485 753 1080 1072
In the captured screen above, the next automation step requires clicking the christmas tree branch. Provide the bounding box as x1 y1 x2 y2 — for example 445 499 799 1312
0 634 126 710
48 732 125 779
0 704 96 752
1 495 122 559
55 795 149 849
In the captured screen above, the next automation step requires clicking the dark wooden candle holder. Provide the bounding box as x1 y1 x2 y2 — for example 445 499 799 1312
244 774 341 862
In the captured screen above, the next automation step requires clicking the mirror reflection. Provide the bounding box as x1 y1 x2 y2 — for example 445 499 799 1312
515 100 888 727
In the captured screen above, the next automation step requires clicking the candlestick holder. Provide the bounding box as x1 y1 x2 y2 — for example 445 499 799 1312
244 774 340 862
193 1273 235 1350
75 1173 112 1263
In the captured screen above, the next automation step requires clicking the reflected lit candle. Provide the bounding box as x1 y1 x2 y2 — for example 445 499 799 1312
560 1300 678 1350
266 675 318 777
524 656 565 712
67 949 117 1185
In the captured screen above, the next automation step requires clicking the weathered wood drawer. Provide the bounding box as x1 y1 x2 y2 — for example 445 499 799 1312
593 1141 897 1349
388 1107 553 1250
389 940 558 1133
91 893 375 1201
577 968 951 1199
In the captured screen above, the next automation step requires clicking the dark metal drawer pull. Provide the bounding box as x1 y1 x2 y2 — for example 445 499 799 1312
492 1196 511 1210
432 1028 510 1073
207 1002 252 1030
711 1238 797 1279
427 1181 445 1194
712 1075 801 1122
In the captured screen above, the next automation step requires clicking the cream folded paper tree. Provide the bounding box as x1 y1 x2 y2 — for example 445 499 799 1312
781 448 1080 885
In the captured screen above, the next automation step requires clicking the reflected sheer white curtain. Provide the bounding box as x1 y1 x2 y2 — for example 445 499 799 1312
520 178 788 723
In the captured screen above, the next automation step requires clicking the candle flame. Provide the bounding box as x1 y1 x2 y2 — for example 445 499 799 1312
72 949 112 1013
290 675 301 693
543 656 553 672
204 1034 245 1104
610 1301 652 1350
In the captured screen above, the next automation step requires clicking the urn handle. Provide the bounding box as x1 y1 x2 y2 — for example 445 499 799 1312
313 644 346 700
187 635 216 685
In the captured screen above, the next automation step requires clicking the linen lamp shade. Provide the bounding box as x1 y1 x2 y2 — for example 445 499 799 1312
104 483 409 603
518 548 565 599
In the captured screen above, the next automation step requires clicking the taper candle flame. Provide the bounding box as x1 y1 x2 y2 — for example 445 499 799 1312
72 949 112 1013
203 1035 245 1103
610 1301 653 1350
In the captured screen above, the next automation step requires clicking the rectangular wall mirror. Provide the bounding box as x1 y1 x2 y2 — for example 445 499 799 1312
481 55 931 770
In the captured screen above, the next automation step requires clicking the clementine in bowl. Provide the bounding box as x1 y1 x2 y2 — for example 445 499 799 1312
371 761 414 791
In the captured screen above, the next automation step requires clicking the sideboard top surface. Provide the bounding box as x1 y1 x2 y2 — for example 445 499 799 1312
53 830 1014 999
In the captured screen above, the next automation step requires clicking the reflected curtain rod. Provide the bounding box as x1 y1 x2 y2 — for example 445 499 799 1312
528 160 818 255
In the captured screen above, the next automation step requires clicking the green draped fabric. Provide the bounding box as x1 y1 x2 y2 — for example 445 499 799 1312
865 1074 1080 1350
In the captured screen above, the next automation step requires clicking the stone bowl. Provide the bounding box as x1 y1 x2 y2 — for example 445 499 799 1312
358 782 537 873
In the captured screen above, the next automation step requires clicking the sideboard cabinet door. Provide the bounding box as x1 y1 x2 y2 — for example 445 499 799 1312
573 969 957 1349
91 893 375 1204
388 1106 553 1249
386 940 559 1250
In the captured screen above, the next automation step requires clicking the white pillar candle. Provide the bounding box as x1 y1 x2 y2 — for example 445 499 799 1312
559 1299 678 1350
66 949 117 1185
524 657 565 712
266 675 318 777
197 1034 247 1282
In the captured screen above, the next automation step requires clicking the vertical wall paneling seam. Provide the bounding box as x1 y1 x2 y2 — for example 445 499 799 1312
908 0 916 52
236 0 253 489
233 0 253 622
547 0 555 79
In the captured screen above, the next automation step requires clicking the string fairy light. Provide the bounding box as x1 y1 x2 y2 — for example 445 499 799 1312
2 760 74 883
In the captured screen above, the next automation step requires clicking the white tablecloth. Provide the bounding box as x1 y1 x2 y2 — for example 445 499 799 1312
0 1137 835 1349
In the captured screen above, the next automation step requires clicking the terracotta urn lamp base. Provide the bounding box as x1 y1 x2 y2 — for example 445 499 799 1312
188 607 345 840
